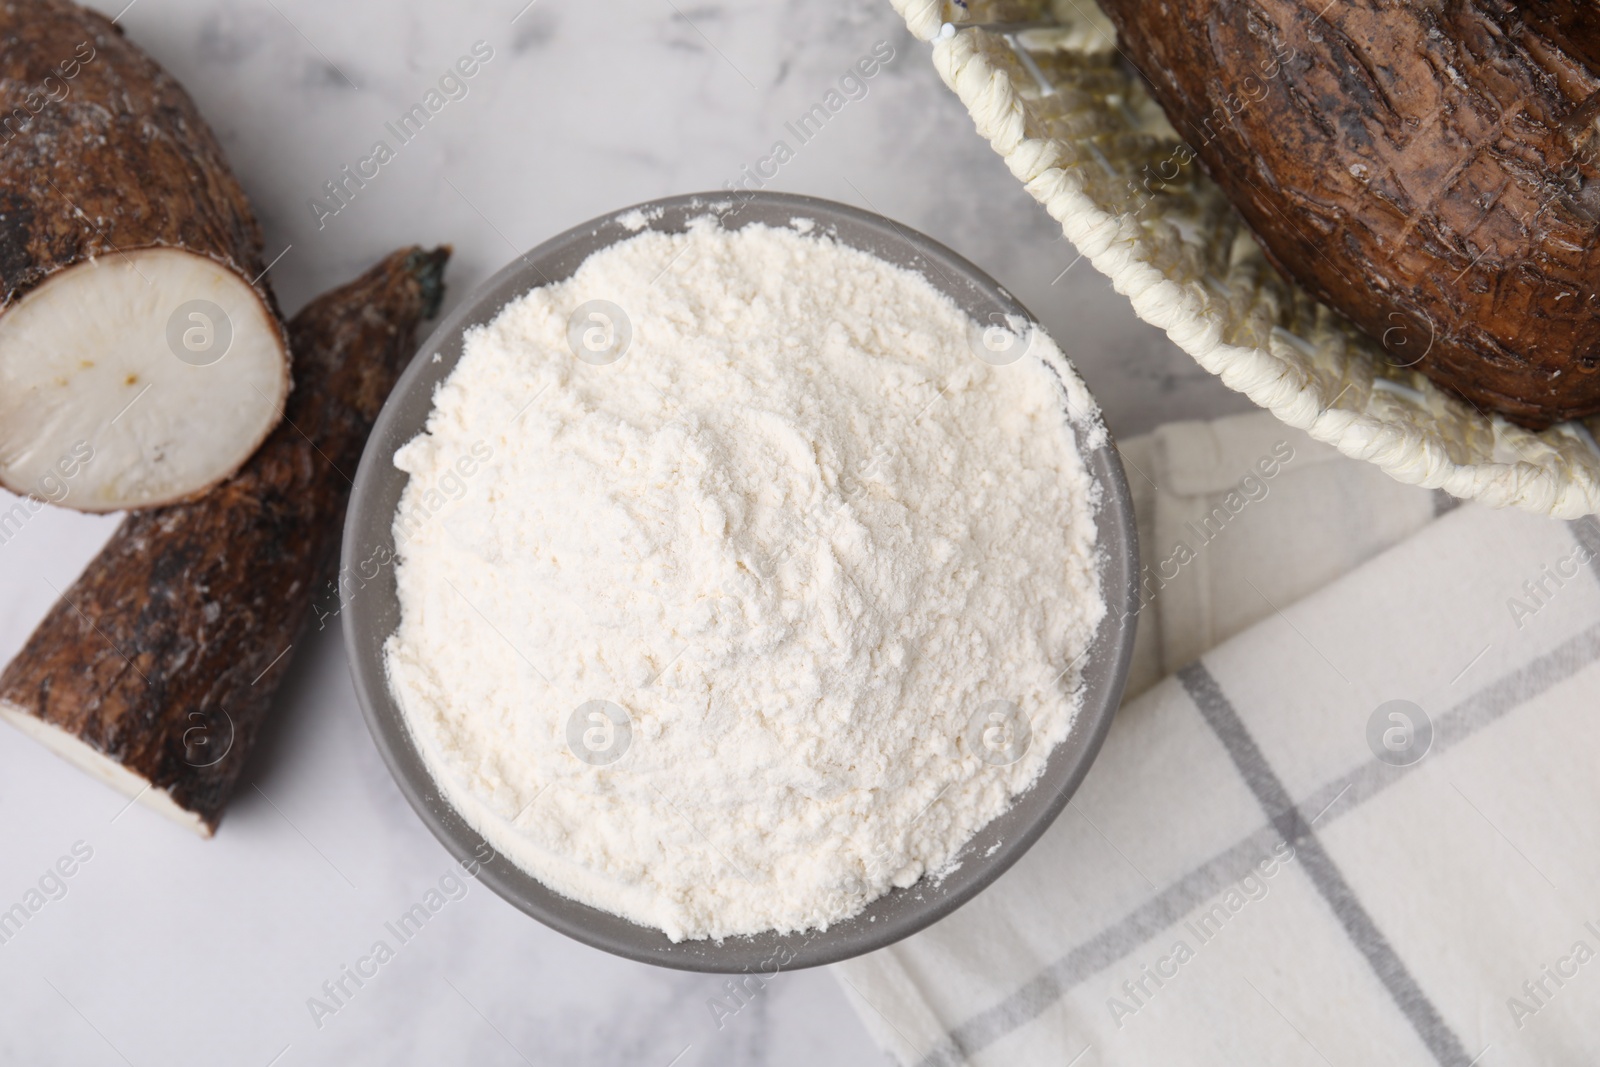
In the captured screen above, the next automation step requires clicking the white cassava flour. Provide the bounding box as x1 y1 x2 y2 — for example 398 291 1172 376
385 217 1106 941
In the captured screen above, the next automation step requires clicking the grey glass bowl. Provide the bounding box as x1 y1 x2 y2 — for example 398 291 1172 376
342 191 1140 972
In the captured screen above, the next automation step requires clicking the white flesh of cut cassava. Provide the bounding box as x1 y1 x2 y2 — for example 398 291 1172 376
0 247 289 512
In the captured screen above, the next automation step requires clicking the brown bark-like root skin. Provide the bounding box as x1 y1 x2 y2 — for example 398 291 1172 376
0 247 451 834
0 1 268 304
1098 0 1600 428
0 0 291 503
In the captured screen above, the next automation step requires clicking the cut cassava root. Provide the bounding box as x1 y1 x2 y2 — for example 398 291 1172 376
0 247 449 835
1098 0 1600 428
0 0 290 510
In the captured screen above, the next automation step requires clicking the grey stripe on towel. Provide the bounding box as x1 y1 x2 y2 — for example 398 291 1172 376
1179 663 1472 1067
910 623 1600 1067
1570 516 1600 582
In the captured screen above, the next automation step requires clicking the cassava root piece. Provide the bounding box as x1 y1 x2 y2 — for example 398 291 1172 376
0 247 449 835
1099 0 1600 428
0 0 290 510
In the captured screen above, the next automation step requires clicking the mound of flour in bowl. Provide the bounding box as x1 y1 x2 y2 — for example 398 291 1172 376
384 216 1105 941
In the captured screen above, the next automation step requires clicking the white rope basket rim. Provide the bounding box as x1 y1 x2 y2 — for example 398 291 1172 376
893 0 1600 518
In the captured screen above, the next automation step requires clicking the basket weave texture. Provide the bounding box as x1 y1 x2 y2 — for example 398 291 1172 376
894 0 1600 518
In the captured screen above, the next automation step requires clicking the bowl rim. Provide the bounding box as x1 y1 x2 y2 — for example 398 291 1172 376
341 190 1140 972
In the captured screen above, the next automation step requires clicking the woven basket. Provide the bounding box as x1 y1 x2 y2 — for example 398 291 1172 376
894 0 1600 518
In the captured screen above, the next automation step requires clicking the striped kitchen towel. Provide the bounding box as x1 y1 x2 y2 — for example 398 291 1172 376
834 414 1600 1066
1113 412 1447 699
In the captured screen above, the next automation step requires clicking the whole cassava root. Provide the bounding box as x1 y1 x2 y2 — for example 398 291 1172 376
0 247 448 835
0 0 291 509
1099 0 1600 428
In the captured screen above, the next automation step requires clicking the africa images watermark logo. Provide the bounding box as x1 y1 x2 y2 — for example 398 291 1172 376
722 40 895 196
566 301 631 366
963 700 1031 766
312 439 495 630
0 841 94 949
1506 921 1600 1031
1118 441 1296 621
0 39 96 144
1106 839 1297 1028
305 844 493 1031
0 441 94 547
166 299 233 366
1506 540 1596 630
308 41 495 229
1366 699 1433 767
565 700 632 766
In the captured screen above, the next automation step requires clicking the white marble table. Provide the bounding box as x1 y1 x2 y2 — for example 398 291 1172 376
0 1 1251 1063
